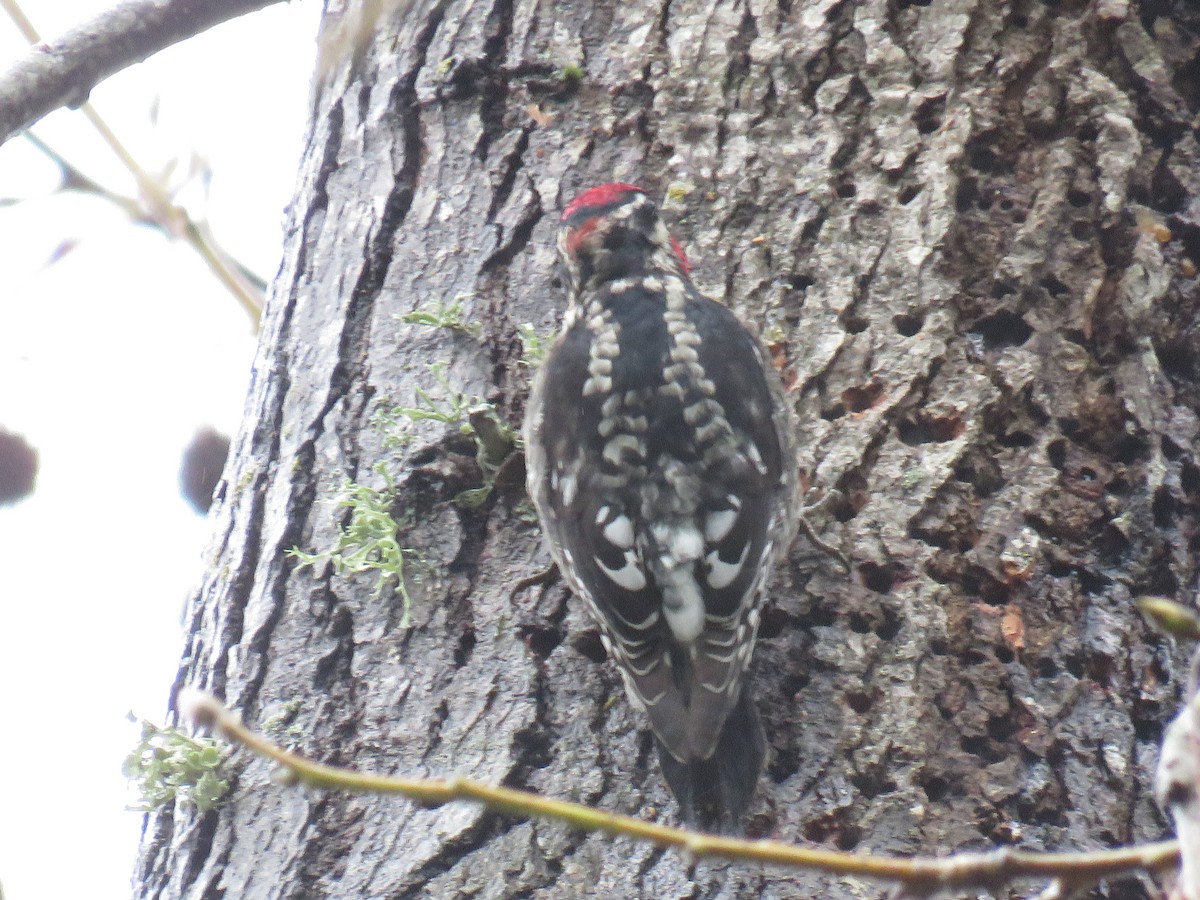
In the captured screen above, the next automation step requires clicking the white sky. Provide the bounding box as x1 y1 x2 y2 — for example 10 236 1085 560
0 3 320 897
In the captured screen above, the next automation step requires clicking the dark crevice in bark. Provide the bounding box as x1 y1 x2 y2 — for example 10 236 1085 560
486 125 531 221
392 817 520 898
634 845 669 883
421 698 451 765
310 99 344 216
720 7 757 111
654 0 673 53
180 810 222 898
502 817 589 897
289 0 452 670
838 237 890 333
842 359 947 520
199 876 225 900
343 16 379 91
506 826 562 898
292 100 345 283
481 197 543 272
291 793 367 897
225 90 355 720
474 0 515 163
313 605 358 691
583 672 626 803
800 4 857 108
208 360 292 704
504 652 553 789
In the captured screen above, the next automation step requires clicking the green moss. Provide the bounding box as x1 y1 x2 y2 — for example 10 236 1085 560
396 293 481 339
289 464 419 626
260 699 306 744
761 323 787 345
518 323 550 369
235 466 257 493
373 363 520 508
666 182 692 203
124 717 229 813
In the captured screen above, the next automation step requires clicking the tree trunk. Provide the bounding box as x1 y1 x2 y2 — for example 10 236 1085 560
135 0 1200 897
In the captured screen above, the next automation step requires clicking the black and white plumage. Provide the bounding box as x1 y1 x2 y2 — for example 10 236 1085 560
523 183 799 828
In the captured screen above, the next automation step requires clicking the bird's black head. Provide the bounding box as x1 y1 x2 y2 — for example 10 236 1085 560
558 183 690 296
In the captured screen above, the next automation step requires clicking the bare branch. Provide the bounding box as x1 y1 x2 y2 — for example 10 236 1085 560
181 690 1181 898
21 130 268 318
0 0 286 146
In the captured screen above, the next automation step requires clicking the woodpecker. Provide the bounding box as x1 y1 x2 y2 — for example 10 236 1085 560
523 183 799 829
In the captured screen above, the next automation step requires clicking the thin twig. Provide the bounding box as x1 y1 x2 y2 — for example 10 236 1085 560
21 130 267 294
510 562 559 600
0 0 284 145
0 0 267 325
797 487 851 571
181 689 1180 896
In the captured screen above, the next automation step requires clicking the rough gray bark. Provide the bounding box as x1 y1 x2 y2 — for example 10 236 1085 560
136 0 1200 897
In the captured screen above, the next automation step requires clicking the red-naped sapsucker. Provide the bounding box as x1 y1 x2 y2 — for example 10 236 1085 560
523 183 799 829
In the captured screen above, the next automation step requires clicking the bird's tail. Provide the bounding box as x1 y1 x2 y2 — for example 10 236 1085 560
655 689 765 832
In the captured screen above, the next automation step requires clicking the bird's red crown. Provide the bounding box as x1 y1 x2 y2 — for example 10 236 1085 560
561 183 691 273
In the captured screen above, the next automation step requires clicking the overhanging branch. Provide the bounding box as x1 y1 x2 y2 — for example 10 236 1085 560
182 690 1181 897
0 0 286 146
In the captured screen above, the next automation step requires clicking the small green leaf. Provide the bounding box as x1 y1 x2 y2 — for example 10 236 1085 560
518 323 549 368
397 294 481 338
1137 596 1200 641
